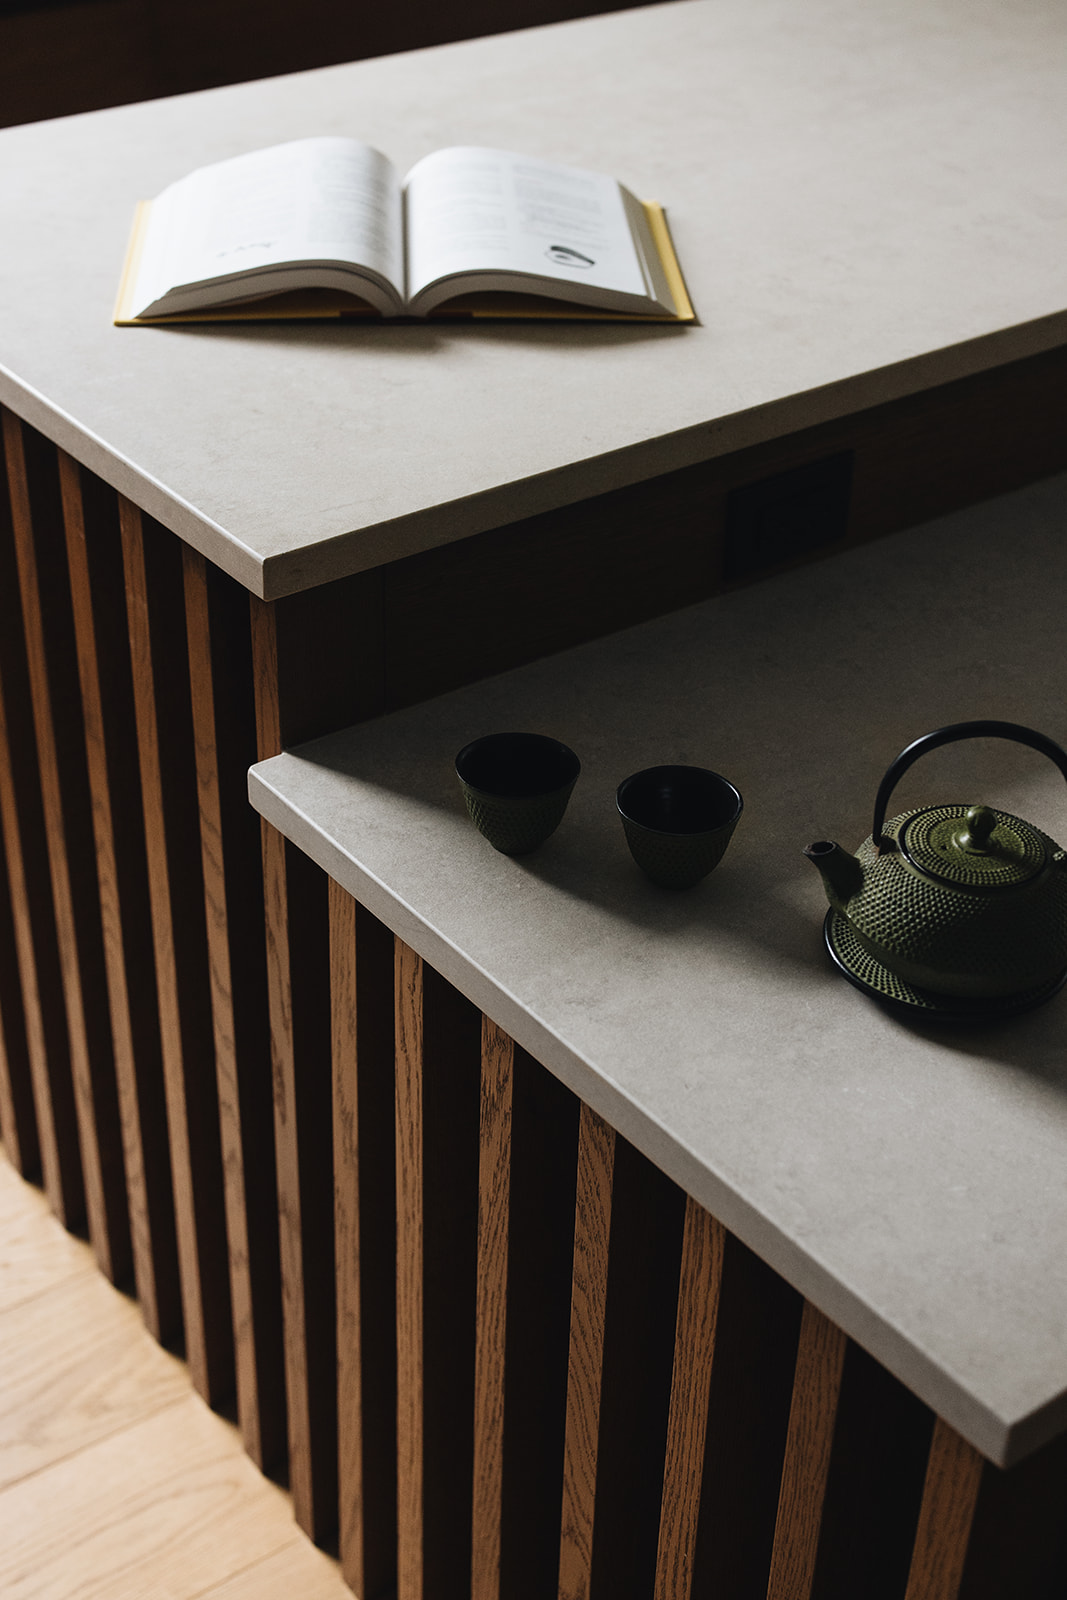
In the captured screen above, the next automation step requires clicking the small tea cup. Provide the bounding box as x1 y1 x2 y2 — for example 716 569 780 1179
616 764 743 888
456 732 581 855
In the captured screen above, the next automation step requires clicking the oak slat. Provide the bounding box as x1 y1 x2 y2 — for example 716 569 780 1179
185 547 284 1470
60 451 180 1343
3 411 129 1280
471 1016 513 1600
331 882 397 1598
119 496 233 1404
0 822 37 1178
654 1198 726 1600
764 1301 848 1600
903 1419 984 1600
394 938 481 1600
260 819 336 1540
558 1102 615 1600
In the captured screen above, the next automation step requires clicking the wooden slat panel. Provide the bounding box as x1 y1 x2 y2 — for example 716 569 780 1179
954 1429 1067 1600
558 1103 615 1600
0 681 77 1219
654 1198 726 1600
589 1137 686 1600
494 1045 580 1599
330 882 396 1599
60 451 180 1343
903 1419 984 1600
3 413 129 1280
0 421 78 1218
261 823 335 1540
394 938 481 1600
0 828 38 1178
808 1341 934 1600
765 1301 848 1600
119 497 233 1403
185 548 285 1470
471 1017 513 1600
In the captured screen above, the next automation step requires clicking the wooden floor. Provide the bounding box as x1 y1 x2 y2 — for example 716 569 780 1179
0 1149 352 1600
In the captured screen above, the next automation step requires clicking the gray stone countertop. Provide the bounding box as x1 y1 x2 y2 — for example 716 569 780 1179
251 473 1067 1467
1 0 1066 597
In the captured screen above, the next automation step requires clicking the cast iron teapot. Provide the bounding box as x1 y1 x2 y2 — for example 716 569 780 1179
804 721 1067 1018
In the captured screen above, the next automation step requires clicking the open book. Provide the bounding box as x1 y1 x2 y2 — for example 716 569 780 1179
114 137 694 325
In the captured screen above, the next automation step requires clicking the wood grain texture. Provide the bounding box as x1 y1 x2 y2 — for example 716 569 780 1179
808 1340 934 1600
764 1301 848 1600
119 496 233 1404
260 820 336 1540
495 1048 579 1600
395 937 425 1600
471 1016 513 1600
185 547 284 1471
0 819 37 1179
654 1198 725 1600
331 882 396 1599
904 1420 985 1600
0 611 80 1223
0 1261 190 1490
0 1391 296 1600
3 411 129 1281
394 938 482 1600
0 1150 94 1313
60 450 180 1344
558 1103 616 1600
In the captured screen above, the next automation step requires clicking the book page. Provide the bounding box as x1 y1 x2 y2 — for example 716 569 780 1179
130 138 403 316
403 147 650 304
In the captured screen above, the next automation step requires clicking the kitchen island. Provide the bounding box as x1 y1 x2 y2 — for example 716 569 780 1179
0 0 1065 1587
251 474 1067 1599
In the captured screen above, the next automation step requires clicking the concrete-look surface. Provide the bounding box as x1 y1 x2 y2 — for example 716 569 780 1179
1 0 1066 596
251 472 1067 1467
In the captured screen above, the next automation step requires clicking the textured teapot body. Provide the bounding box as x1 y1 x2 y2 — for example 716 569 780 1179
815 807 1067 999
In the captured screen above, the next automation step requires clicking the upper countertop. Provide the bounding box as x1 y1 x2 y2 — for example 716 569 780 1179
251 472 1067 1467
1 0 1065 597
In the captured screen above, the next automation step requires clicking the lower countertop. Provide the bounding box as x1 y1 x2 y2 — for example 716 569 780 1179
250 470 1067 1468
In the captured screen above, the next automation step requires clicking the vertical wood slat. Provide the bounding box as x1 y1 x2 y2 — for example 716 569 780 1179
119 497 233 1403
394 937 482 1600
3 411 130 1280
184 548 285 1470
60 451 180 1343
903 1420 984 1600
654 1198 726 1600
0 811 38 1177
558 1103 616 1600
471 1017 514 1600
331 882 397 1600
260 820 336 1539
395 937 425 1600
0 412 80 1221
764 1300 849 1600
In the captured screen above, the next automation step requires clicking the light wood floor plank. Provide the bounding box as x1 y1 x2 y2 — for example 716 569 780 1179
0 1157 95 1314
196 1537 354 1600
0 1394 296 1600
0 1268 189 1489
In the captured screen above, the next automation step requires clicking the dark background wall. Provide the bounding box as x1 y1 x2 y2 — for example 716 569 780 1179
0 0 658 127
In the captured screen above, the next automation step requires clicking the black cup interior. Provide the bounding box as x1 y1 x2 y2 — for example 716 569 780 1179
617 765 741 834
456 732 581 798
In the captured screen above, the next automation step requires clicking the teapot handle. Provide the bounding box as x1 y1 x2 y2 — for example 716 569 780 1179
872 720 1067 847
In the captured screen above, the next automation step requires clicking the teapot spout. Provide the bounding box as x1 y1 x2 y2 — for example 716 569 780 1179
804 840 864 909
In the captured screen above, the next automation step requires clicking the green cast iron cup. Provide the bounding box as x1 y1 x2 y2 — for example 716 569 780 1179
456 732 581 855
616 764 743 889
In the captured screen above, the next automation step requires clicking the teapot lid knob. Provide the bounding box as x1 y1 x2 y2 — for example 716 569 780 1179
960 804 997 851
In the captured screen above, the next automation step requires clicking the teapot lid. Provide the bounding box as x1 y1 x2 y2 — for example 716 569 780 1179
899 804 1047 888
